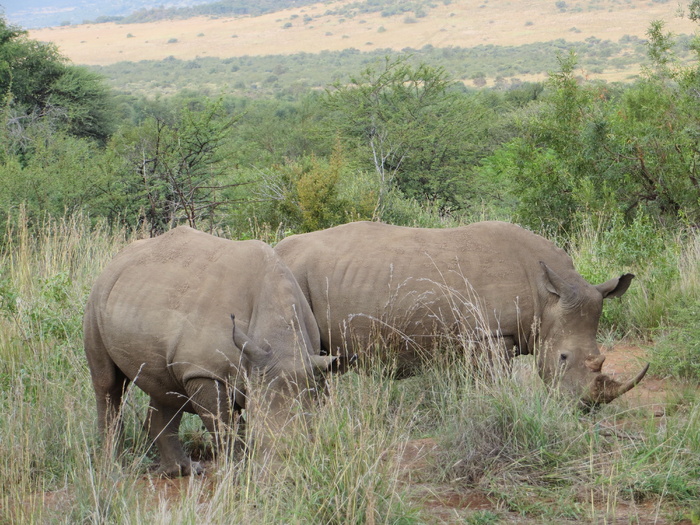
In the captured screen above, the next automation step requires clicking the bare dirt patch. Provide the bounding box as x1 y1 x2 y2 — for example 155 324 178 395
601 344 669 415
28 0 696 71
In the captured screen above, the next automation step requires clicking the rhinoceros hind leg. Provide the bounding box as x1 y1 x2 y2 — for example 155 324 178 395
89 357 130 457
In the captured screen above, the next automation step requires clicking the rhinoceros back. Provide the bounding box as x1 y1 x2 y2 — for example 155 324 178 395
275 221 576 366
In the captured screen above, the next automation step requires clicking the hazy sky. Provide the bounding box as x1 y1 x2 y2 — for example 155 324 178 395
2 1 71 13
1 0 129 29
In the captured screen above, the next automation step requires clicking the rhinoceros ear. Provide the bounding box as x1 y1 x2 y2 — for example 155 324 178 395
539 261 572 300
596 273 634 299
230 314 269 365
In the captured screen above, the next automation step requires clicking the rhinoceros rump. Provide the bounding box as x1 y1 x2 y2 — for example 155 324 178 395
275 221 648 406
84 226 335 476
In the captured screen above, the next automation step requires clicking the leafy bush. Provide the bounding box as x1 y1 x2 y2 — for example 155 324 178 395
251 143 376 233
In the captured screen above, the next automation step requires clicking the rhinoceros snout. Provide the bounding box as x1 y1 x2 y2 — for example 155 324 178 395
581 363 650 407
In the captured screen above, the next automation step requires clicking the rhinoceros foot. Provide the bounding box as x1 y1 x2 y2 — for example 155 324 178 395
156 460 204 477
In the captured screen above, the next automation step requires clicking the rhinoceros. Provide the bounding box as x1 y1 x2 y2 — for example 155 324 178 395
84 226 336 476
275 221 648 406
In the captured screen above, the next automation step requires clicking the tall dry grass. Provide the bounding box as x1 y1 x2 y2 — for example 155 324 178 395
0 213 698 524
0 211 134 523
0 213 420 523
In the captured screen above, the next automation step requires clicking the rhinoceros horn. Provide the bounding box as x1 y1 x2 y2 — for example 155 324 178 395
583 363 650 406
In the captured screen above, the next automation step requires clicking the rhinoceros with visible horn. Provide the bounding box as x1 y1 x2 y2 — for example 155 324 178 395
275 221 648 406
84 226 336 476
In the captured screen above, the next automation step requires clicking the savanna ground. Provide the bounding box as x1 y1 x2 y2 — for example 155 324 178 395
29 0 697 83
1 213 699 524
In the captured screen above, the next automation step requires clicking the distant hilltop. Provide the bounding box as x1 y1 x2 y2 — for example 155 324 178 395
28 0 697 69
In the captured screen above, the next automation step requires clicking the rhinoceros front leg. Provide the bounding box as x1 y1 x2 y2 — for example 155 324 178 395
146 399 203 477
471 335 518 375
184 377 246 457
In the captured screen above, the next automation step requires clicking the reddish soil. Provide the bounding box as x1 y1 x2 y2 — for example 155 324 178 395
600 344 668 416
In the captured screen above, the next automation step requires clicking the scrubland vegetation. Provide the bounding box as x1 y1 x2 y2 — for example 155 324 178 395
2 2 700 522
0 212 698 523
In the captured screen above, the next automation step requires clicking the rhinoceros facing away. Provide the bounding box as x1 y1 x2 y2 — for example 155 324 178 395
84 226 336 476
275 221 648 406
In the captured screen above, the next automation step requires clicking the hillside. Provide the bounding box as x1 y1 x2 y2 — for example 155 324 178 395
29 0 697 76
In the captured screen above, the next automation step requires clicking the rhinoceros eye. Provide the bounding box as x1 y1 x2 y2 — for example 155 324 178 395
559 352 569 365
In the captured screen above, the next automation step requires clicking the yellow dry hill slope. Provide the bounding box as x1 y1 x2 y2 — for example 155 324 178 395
29 0 697 66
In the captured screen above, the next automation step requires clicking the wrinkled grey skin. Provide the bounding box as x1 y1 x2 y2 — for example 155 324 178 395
275 221 648 406
84 226 335 476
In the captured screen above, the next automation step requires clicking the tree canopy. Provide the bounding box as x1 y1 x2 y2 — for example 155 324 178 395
0 18 115 145
2 9 700 236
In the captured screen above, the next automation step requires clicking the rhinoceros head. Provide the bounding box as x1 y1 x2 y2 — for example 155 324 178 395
231 316 336 455
536 262 648 407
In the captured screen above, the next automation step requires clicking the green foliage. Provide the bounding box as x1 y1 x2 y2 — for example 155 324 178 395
103 98 239 235
0 124 105 228
567 213 681 337
649 228 700 380
653 298 700 380
0 19 65 108
43 65 116 143
491 35 700 232
608 29 700 224
565 212 700 383
0 17 116 144
0 269 81 344
230 94 334 166
324 57 497 213
296 145 358 232
0 21 113 222
251 143 377 233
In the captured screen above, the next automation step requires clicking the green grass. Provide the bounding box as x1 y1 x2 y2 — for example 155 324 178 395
0 212 698 523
